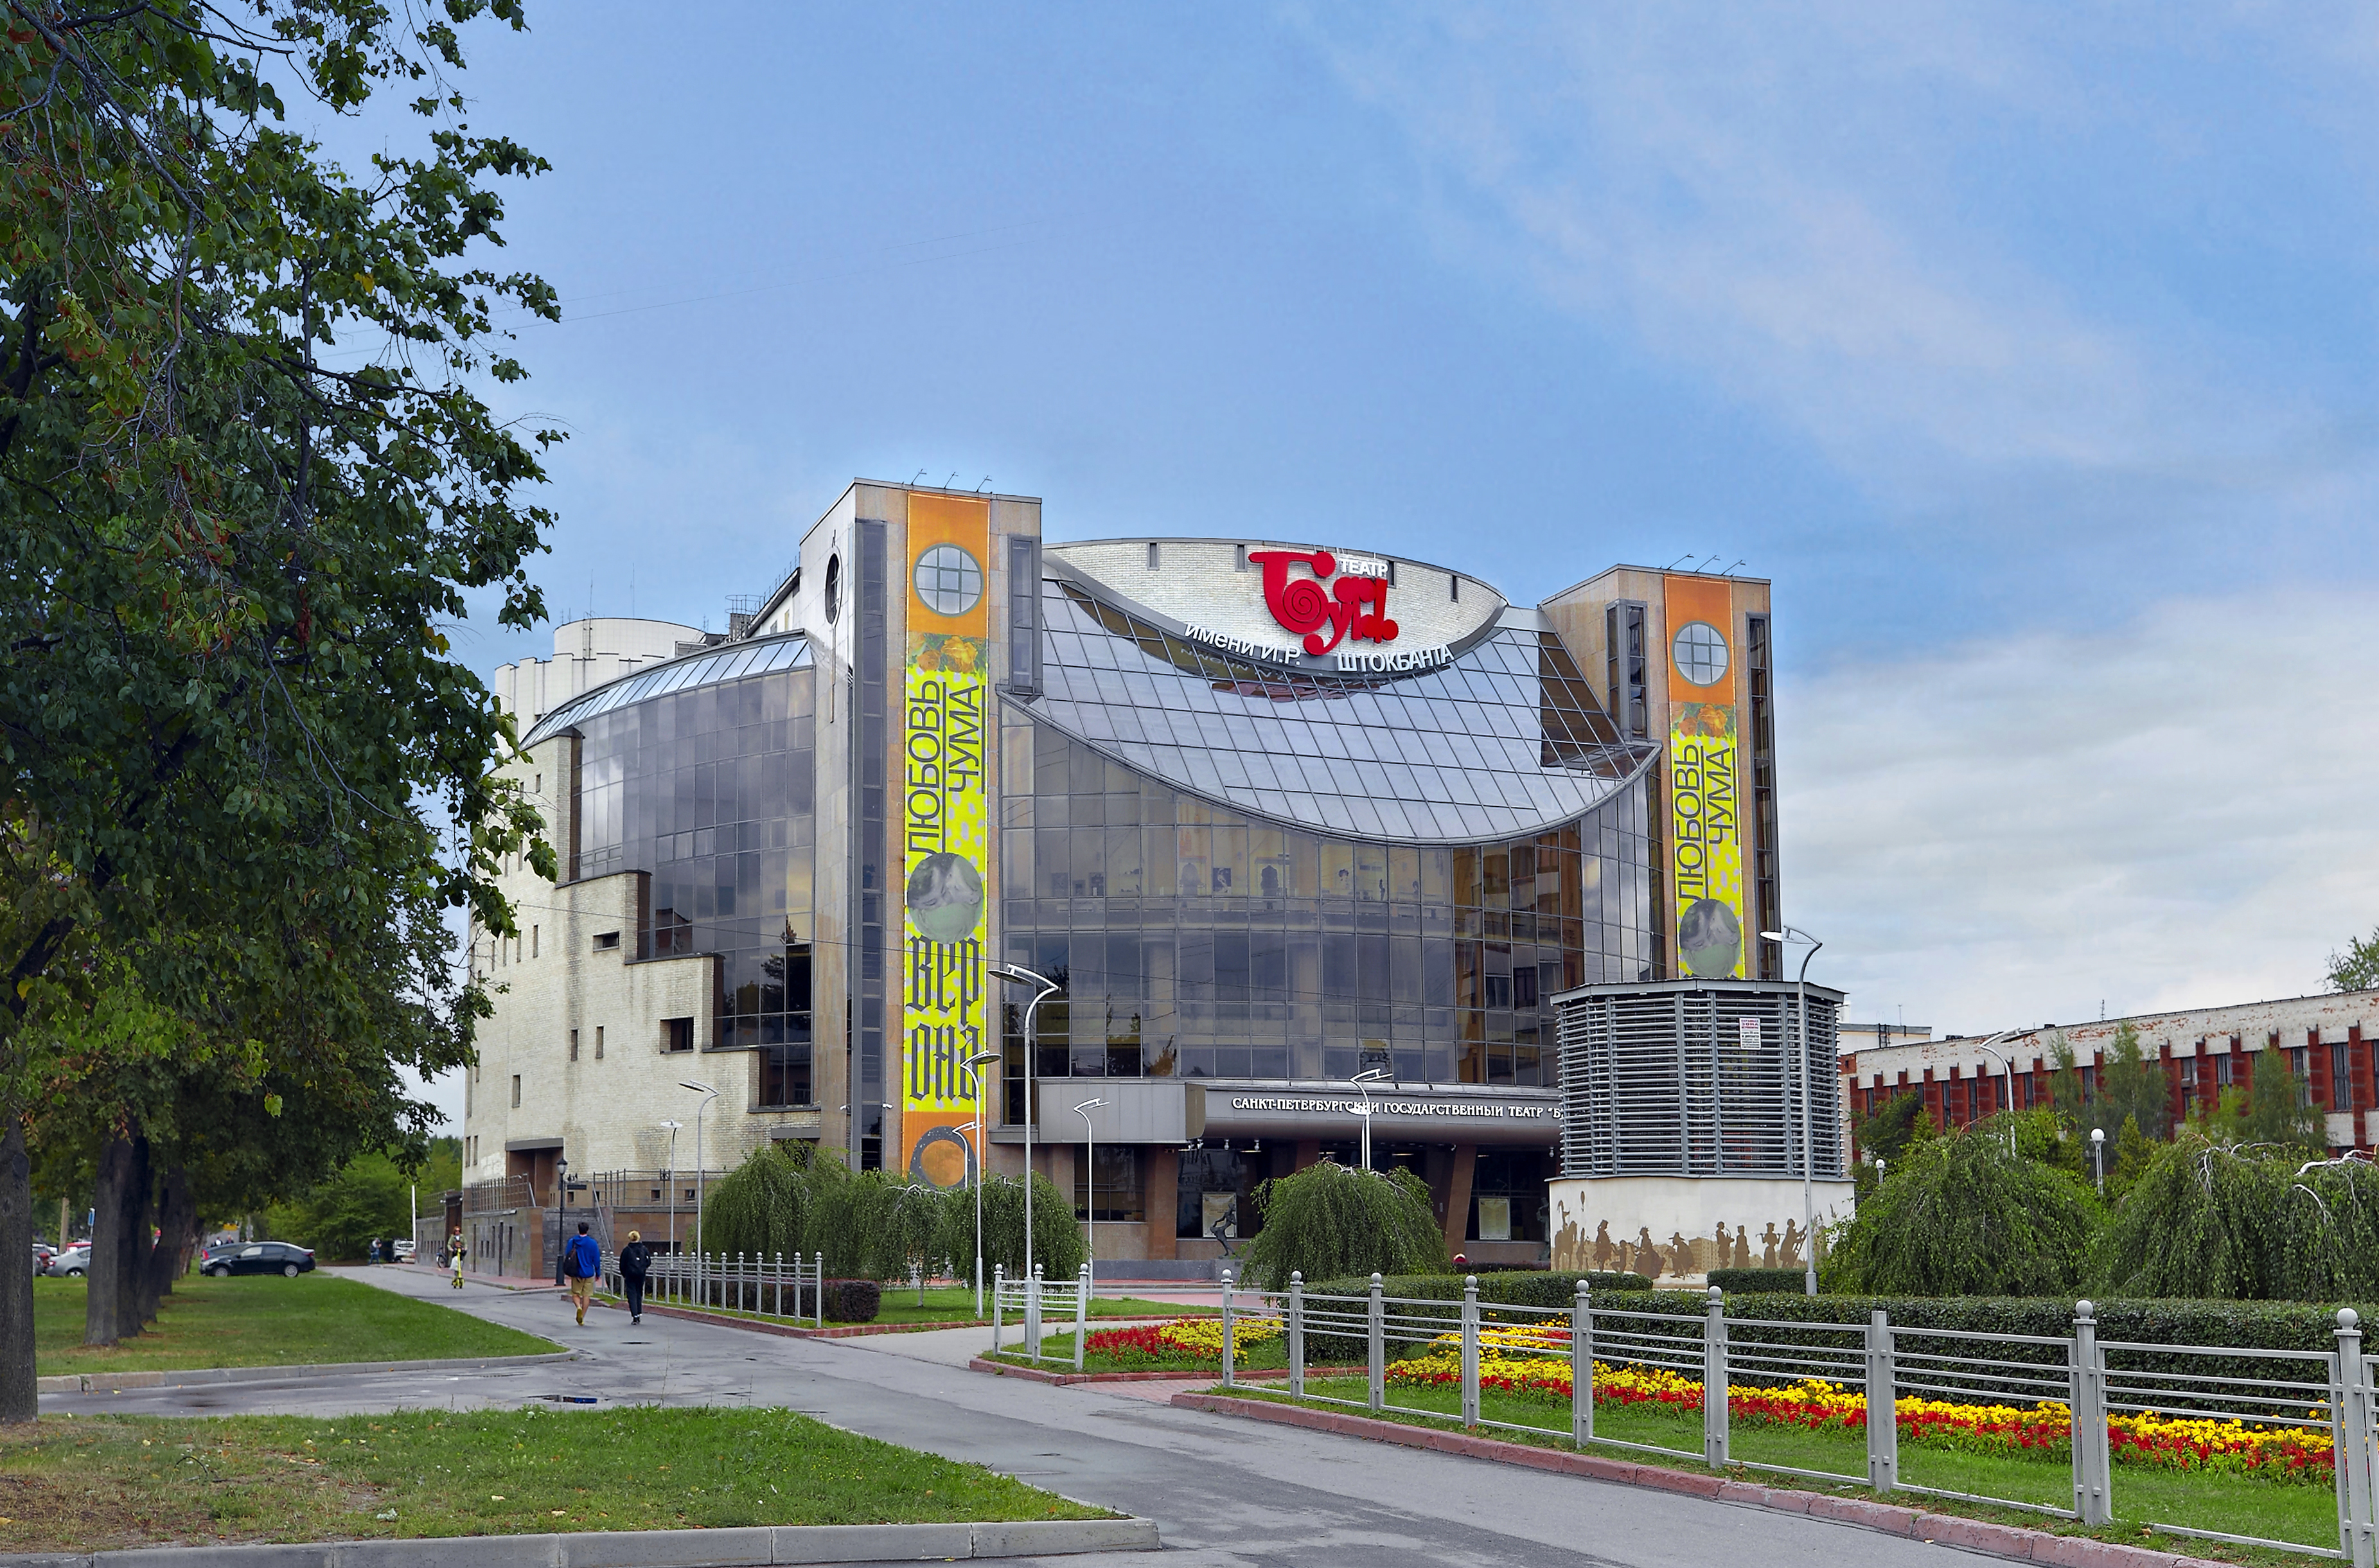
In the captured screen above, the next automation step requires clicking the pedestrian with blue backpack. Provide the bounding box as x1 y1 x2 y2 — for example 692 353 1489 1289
563 1220 601 1326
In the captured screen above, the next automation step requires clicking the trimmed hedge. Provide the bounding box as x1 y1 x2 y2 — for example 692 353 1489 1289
1293 1276 2371 1397
821 1278 881 1323
1710 1267 1816 1294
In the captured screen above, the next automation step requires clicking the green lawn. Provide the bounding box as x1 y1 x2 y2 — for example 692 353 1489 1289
37 1273 554 1377
0 1405 1106 1552
1257 1377 2340 1566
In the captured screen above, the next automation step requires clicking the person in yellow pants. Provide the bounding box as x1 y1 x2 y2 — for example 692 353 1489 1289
563 1221 601 1325
449 1233 466 1289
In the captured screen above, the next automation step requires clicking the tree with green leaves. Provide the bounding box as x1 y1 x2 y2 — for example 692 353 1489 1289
2238 1049 2328 1154
1236 1161 1449 1291
1824 1118 2100 1297
2049 1024 2170 1143
1 0 558 1413
2098 1131 2379 1299
2329 926 2379 994
1852 1090 1936 1165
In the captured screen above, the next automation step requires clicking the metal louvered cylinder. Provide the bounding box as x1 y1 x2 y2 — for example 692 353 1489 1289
1557 979 1846 1180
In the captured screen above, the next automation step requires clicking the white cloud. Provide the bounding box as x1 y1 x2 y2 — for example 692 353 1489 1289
1293 4 2352 500
1778 587 2379 1032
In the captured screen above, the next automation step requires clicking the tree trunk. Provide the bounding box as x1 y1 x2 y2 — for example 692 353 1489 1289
0 1115 35 1422
85 1133 150 1346
140 1165 193 1319
120 1136 153 1331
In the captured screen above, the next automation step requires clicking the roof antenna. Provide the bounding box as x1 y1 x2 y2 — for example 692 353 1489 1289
975 475 992 493
1665 552 1694 569
1699 554 1723 572
946 471 959 489
910 468 928 486
1724 559 1747 575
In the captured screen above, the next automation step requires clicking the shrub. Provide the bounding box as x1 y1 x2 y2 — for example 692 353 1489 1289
1825 1120 2098 1296
1298 1271 1653 1361
935 1172 1086 1284
2100 1131 2379 1300
821 1279 881 1323
1710 1267 1814 1294
1237 1162 1448 1291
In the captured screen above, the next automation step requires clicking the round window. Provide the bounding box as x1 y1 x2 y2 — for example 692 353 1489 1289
823 554 841 624
913 542 984 617
1672 621 1729 687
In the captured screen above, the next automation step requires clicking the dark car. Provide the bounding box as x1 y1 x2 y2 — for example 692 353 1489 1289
202 1242 316 1278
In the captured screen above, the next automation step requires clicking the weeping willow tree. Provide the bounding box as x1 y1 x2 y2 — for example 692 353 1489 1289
2098 1131 2379 1300
699 1142 836 1263
935 1173 1086 1283
1237 1162 1448 1291
1825 1119 2099 1296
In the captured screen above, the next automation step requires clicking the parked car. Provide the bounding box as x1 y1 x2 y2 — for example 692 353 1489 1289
30 1244 52 1273
42 1245 91 1278
201 1241 315 1278
391 1239 416 1262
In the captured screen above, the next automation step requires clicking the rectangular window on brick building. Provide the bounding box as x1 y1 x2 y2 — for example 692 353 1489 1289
510 1075 521 1108
569 1030 579 1062
596 1026 605 1060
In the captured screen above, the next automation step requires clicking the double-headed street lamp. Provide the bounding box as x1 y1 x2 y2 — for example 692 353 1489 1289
678 1080 718 1298
1074 1098 1108 1266
1350 1067 1390 1172
657 1119 684 1256
964 1046 1002 1316
1759 926 1823 1298
987 962 1059 1283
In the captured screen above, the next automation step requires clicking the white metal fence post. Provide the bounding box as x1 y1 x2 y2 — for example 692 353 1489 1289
813 1251 824 1328
1075 1262 1090 1372
1221 1268 1237 1391
1460 1275 1481 1429
1368 1272 1385 1413
1027 1264 1043 1362
2335 1308 2376 1568
1866 1308 1898 1492
1702 1285 1729 1469
1289 1272 1305 1400
2071 1299 2113 1526
991 1264 1004 1357
1571 1280 1593 1448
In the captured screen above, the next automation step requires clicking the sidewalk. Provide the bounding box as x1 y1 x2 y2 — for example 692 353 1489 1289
392 1261 566 1292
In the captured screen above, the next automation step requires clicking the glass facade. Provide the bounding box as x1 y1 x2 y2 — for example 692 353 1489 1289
569 644 818 1093
998 721 1660 1109
1023 579 1650 841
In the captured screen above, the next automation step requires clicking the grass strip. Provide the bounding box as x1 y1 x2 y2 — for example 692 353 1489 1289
1230 1377 2338 1568
0 1405 1108 1553
36 1274 554 1377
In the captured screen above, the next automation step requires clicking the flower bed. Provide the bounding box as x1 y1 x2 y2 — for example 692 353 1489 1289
1081 1315 1285 1367
1377 1326 2331 1483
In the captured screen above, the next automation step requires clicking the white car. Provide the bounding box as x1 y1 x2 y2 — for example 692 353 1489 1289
42 1246 91 1278
391 1239 416 1261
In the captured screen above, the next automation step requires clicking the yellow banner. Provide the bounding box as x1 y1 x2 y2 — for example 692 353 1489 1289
1670 702 1744 979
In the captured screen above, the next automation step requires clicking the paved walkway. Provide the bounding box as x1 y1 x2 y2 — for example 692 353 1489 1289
51 1265 1981 1568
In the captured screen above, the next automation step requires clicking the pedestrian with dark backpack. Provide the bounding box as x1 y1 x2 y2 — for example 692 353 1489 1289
563 1221 601 1326
617 1230 653 1325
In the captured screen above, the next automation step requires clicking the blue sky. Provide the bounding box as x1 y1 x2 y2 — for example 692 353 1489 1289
384 4 2379 1117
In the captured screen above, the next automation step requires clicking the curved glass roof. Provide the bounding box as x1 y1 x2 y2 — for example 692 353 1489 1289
519 633 811 748
1014 581 1656 844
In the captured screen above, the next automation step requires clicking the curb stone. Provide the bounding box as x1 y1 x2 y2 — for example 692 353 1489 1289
0 1517 1157 1567
38 1352 581 1396
1169 1392 2219 1568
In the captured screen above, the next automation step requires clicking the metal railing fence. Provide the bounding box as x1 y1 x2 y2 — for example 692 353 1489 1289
989 1264 1093 1370
603 1249 824 1328
1246 1276 2379 1566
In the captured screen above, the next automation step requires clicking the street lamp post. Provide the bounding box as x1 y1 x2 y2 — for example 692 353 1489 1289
1969 1029 2025 1154
964 1047 1002 1317
1351 1068 1389 1172
1073 1098 1108 1267
658 1120 682 1260
1760 926 1825 1297
987 964 1059 1287
2091 1125 2107 1195
678 1081 718 1303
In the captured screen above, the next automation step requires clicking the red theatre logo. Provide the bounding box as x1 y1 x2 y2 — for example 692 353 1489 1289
1247 550 1400 656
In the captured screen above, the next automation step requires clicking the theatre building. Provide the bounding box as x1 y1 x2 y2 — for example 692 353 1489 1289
454 480 1786 1275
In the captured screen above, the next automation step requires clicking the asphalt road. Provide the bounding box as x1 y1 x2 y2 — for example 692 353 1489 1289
48 1266 1983 1568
